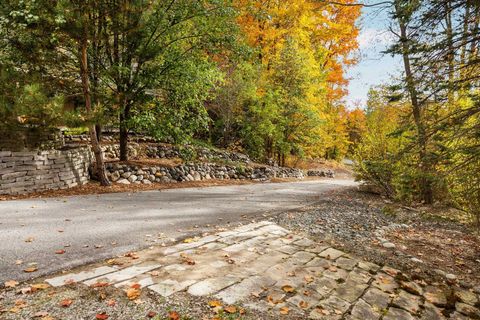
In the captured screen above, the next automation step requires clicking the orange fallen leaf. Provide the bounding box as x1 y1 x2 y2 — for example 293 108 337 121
224 306 237 314
124 252 139 259
96 313 109 320
281 285 295 293
126 287 141 300
31 283 49 290
168 311 180 320
60 299 73 307
24 267 38 273
55 249 66 255
90 282 110 288
280 306 289 315
208 300 223 308
130 283 141 289
299 300 309 309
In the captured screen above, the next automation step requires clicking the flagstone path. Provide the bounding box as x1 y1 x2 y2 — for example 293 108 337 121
44 221 480 319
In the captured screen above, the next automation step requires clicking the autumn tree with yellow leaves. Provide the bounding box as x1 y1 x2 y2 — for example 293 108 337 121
209 0 361 163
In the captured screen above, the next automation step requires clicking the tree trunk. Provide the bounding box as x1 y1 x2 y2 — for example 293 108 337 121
445 2 455 103
119 111 128 162
79 22 110 186
394 0 433 204
95 124 102 142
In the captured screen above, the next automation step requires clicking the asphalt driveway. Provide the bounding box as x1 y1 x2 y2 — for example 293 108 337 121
0 179 355 282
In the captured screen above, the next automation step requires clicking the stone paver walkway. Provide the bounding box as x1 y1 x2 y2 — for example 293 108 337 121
44 221 480 319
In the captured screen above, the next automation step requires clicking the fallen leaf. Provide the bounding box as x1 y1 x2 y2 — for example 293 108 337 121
304 275 314 283
299 300 309 309
168 311 180 320
24 267 38 273
281 285 295 293
31 283 50 290
280 306 289 315
90 282 110 288
33 311 49 318
147 311 157 318
60 299 73 307
149 271 160 276
106 299 116 307
15 260 23 265
130 283 141 289
4 280 19 288
183 238 195 243
124 252 139 259
224 306 237 314
25 237 34 243
180 253 195 265
55 249 66 255
328 266 338 272
96 313 109 320
126 287 141 300
316 307 330 315
208 300 223 308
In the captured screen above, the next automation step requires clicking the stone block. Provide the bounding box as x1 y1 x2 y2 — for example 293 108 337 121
84 264 161 286
149 279 196 297
1 171 27 179
45 266 116 287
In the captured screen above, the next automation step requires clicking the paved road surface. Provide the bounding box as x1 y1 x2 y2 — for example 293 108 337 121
0 179 355 282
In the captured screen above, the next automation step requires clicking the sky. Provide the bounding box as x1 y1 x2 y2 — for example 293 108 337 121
344 3 403 109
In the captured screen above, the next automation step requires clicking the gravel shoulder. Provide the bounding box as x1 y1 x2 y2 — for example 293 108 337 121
274 187 480 289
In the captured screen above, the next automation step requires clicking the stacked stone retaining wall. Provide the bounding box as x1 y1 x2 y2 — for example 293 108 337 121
0 147 92 195
106 162 304 185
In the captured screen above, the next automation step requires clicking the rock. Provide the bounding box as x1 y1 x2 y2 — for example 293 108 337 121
362 288 391 311
193 172 201 181
454 289 479 306
400 281 423 296
121 172 132 179
424 286 447 307
110 171 120 182
455 302 480 318
445 273 457 281
128 175 138 182
382 242 396 249
422 302 446 320
142 179 152 184
349 299 381 320
116 179 130 185
383 307 414 320
410 257 424 263
434 269 446 277
392 290 422 315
